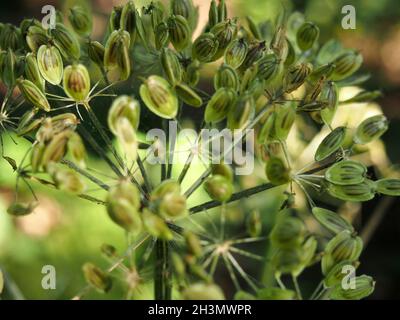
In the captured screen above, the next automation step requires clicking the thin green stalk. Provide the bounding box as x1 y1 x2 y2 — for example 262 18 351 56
292 275 303 300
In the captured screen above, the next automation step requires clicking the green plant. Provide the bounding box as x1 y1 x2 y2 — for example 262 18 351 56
0 0 399 300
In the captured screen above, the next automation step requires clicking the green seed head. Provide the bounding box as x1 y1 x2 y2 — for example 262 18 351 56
192 33 219 63
167 15 191 51
224 38 249 69
214 63 239 91
296 22 320 51
50 23 81 60
63 64 91 102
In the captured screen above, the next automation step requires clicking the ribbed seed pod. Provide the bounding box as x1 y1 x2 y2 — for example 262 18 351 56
147 2 165 31
155 22 170 50
26 25 49 53
0 24 22 52
204 87 237 123
51 113 79 134
134 9 148 49
142 209 173 240
17 110 41 136
227 93 255 130
50 23 81 60
256 287 296 300
139 75 178 119
325 160 367 186
208 0 218 29
265 157 291 186
322 230 363 275
217 0 227 22
184 59 200 86
241 40 266 70
82 263 112 293
284 38 296 66
104 29 130 68
320 81 338 125
257 54 283 83
342 90 382 104
296 22 319 51
375 178 400 196
41 131 71 167
274 104 296 141
312 207 354 234
67 132 86 168
314 126 346 161
327 180 376 202
354 114 388 145
192 33 219 63
330 51 363 81
68 5 92 36
108 6 123 33
37 45 63 85
284 62 313 93
210 20 238 59
272 247 303 275
184 231 202 258
171 0 195 21
167 15 191 51
246 16 261 40
31 142 45 172
115 117 138 162
258 112 276 144
175 82 203 107
161 48 183 85
25 53 45 92
330 275 374 300
108 95 140 135
87 41 105 67
211 163 233 182
120 1 136 44
214 64 239 91
224 38 248 69
310 63 336 82
106 180 142 233
183 282 225 300
204 174 233 202
49 165 86 194
17 78 50 112
324 260 359 288
3 49 17 87
63 64 91 102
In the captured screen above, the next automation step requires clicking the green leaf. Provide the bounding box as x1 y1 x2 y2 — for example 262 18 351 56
312 207 354 234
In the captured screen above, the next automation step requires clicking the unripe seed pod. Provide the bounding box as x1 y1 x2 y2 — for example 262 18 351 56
274 103 296 141
115 117 138 162
320 81 338 125
151 179 181 200
161 48 183 85
146 2 165 31
17 78 50 112
159 192 187 219
284 62 313 93
67 132 86 168
246 16 262 40
0 24 22 52
82 263 112 293
330 275 374 300
68 5 92 36
322 230 363 275
171 0 195 22
142 209 173 240
17 110 41 136
210 20 238 59
50 23 81 60
184 59 200 86
88 41 105 67
26 25 49 53
354 114 388 145
7 202 37 216
203 174 233 202
49 164 86 194
104 29 130 68
204 87 237 123
342 90 382 104
325 160 367 186
375 178 400 196
36 119 54 143
183 282 225 300
31 142 45 172
25 53 45 92
208 0 218 29
107 180 142 232
257 112 276 144
266 157 291 186
184 231 202 258
214 64 239 91
241 40 266 70
108 6 123 33
331 51 363 81
324 260 359 288
108 95 140 135
256 287 296 300
155 22 170 50
211 163 233 182
63 64 91 102
167 15 191 51
217 0 227 22
101 244 117 258
171 252 186 279
51 113 79 134
310 63 336 82
224 38 248 69
192 33 219 63
272 247 303 275
312 207 354 235
257 54 283 83
120 1 137 43
227 93 255 130
284 38 296 66
296 22 319 51
3 49 17 88
37 45 63 85
139 75 178 119
327 180 376 202
175 82 203 107
314 126 346 161
247 210 262 237
134 9 148 50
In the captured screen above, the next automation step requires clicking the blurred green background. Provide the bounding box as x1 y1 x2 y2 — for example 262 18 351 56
0 0 400 300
